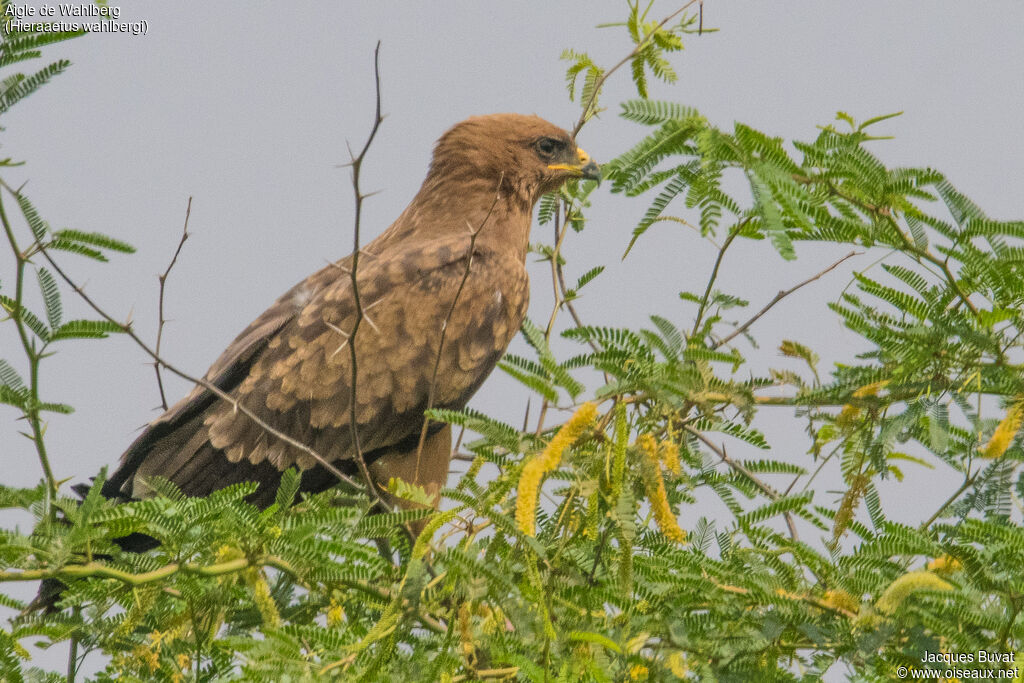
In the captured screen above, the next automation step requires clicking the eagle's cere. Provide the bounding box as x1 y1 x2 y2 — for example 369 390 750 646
515 402 597 536
101 114 600 521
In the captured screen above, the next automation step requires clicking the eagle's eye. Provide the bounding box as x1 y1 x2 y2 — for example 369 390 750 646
535 137 559 158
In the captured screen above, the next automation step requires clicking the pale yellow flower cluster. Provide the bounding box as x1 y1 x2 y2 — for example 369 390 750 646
981 396 1024 459
637 434 687 544
875 570 952 615
516 402 598 536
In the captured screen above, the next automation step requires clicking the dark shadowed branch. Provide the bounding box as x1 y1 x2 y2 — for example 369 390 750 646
154 196 192 411
341 41 388 508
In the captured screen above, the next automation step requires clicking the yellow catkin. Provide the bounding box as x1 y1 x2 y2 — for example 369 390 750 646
326 601 345 627
981 397 1024 458
838 380 890 427
875 570 953 615
667 652 689 677
926 555 963 576
245 569 281 628
852 379 890 398
458 602 475 662
822 588 860 615
629 664 649 680
659 439 681 476
516 402 598 536
638 435 687 544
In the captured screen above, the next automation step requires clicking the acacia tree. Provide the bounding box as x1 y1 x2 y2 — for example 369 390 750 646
3 3 1024 681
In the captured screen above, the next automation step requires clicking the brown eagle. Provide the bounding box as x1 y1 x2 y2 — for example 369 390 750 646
101 114 599 514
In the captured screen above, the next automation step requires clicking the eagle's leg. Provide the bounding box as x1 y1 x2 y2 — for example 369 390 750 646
369 424 452 537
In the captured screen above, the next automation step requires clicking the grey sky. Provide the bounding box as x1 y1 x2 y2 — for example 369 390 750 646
2 1 1023 676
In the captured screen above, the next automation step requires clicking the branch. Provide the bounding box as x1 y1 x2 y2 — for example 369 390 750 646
919 469 978 531
794 173 982 318
0 187 57 499
343 41 387 507
713 250 859 350
684 425 800 542
691 223 740 339
154 196 192 411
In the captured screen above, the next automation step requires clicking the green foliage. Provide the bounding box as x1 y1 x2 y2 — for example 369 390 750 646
4 3 1024 682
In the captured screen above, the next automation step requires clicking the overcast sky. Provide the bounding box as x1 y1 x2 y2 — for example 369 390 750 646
2 1 1024 675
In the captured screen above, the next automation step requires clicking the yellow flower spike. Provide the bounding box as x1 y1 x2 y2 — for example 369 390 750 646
244 568 281 628
852 379 890 398
926 555 963 576
838 380 890 428
458 603 475 661
981 396 1024 458
516 402 598 536
326 601 345 627
659 438 681 476
875 570 953 615
638 434 687 544
629 663 649 680
667 651 689 676
822 588 860 615
215 544 243 563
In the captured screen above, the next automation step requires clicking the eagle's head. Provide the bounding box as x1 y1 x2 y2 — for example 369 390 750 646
428 113 600 202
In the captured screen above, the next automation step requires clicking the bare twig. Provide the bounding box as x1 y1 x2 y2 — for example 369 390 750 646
34 244 363 491
534 208 578 435
919 469 978 531
342 41 387 506
154 197 192 411
713 251 859 350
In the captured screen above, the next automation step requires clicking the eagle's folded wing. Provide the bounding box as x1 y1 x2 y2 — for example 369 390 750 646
108 234 526 502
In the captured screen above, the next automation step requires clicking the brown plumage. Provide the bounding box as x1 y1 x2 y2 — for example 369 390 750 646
102 114 600 514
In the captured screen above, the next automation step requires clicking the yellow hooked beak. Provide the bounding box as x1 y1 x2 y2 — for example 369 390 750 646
548 147 601 181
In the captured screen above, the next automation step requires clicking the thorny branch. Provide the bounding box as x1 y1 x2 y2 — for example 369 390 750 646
684 424 801 543
154 196 191 411
342 41 387 509
714 250 860 350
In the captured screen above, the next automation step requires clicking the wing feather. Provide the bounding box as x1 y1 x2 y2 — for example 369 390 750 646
108 234 528 501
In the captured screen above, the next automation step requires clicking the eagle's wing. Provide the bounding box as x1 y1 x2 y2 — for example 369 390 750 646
107 233 528 503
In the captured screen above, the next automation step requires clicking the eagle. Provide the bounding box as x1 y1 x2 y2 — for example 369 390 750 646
101 114 600 517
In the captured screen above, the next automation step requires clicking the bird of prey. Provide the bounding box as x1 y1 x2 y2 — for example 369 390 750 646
101 114 600 516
